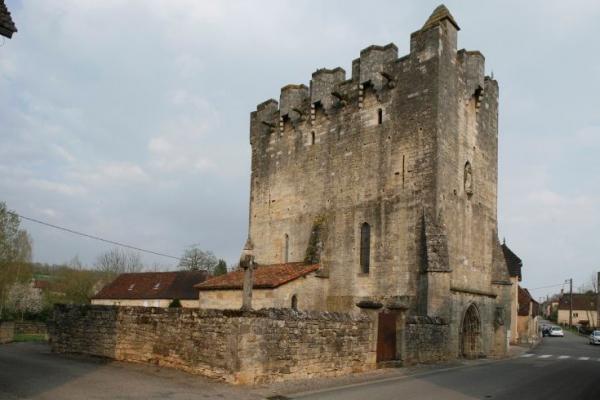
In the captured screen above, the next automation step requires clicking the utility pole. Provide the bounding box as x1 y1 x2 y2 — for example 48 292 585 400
569 278 573 328
596 272 600 329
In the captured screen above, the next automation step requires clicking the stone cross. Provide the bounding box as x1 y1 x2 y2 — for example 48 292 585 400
239 238 255 311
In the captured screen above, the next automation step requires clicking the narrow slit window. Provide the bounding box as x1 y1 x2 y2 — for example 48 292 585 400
284 234 289 263
311 131 315 145
360 222 371 273
291 294 298 310
377 108 383 125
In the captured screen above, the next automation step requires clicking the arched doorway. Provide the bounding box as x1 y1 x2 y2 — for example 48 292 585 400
460 304 481 359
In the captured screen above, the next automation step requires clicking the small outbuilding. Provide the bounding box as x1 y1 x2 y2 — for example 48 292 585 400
92 271 208 308
196 263 327 310
517 286 539 344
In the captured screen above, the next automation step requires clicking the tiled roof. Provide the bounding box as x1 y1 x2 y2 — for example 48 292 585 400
93 271 208 300
518 286 535 316
196 263 320 291
501 243 522 280
558 293 597 311
0 0 17 38
32 280 50 290
422 4 460 32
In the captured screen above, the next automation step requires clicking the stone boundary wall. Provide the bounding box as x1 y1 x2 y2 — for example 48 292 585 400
15 321 47 335
0 321 15 344
49 305 375 384
404 316 449 364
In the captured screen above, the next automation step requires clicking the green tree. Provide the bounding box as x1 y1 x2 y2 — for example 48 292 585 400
0 202 32 265
213 259 227 276
0 202 34 318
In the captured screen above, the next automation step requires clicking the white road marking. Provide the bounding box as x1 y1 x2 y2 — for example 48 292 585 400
578 357 590 361
520 354 534 358
538 355 552 359
558 355 571 359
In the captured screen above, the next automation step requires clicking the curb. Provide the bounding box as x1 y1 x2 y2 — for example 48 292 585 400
272 351 527 399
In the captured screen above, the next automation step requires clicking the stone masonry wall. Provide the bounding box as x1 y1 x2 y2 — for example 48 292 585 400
49 305 375 384
403 316 449 364
0 321 14 344
15 321 47 335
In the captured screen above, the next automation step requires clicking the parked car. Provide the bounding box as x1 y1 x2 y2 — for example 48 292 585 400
549 326 564 337
541 325 552 337
589 331 600 345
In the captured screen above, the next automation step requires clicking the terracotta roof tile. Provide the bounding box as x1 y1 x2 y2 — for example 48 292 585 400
32 280 50 290
558 293 597 311
0 0 17 38
93 271 208 300
196 263 320 290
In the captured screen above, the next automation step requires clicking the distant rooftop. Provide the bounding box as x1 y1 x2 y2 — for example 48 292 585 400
93 271 209 300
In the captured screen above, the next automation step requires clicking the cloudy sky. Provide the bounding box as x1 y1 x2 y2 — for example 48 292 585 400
1 0 599 299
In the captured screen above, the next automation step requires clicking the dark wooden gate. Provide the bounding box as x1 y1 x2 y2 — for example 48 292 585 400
460 304 481 359
376 312 397 362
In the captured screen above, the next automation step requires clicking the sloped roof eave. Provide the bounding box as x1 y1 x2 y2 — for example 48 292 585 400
197 263 320 291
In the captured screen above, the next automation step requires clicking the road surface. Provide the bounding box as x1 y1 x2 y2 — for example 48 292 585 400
291 325 600 400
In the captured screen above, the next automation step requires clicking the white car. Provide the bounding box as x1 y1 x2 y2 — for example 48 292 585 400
549 327 564 337
590 331 600 345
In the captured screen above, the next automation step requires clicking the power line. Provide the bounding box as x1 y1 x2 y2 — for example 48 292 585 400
8 211 182 261
528 283 567 291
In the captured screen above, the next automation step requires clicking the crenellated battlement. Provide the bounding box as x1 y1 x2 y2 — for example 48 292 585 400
250 6 480 131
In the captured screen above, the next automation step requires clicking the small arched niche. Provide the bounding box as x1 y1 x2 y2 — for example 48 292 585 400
464 161 473 197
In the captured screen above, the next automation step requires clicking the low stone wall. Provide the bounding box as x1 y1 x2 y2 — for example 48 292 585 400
404 316 449 364
15 321 47 335
0 321 15 344
49 305 375 384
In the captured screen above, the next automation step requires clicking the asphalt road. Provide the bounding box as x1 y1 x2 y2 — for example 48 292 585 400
0 342 262 400
292 326 600 400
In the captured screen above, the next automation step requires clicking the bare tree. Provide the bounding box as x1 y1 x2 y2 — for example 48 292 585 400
179 247 218 272
95 248 144 276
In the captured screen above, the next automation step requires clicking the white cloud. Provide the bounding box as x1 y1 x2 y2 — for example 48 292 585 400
27 179 86 196
148 91 220 174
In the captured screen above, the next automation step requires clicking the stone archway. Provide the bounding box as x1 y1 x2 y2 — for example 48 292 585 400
460 304 481 359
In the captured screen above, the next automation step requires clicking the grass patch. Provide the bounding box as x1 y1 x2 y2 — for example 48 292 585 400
13 333 47 342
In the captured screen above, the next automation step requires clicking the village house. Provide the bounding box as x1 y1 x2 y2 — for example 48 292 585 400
557 293 598 328
199 4 517 362
501 242 523 344
92 271 208 308
196 263 325 310
516 286 539 344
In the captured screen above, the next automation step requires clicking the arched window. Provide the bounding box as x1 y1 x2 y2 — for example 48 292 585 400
311 131 315 145
360 222 371 273
284 234 289 263
291 294 298 310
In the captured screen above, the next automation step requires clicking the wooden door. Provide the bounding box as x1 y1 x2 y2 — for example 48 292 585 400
376 312 397 362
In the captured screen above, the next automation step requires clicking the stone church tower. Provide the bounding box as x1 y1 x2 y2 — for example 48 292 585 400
245 5 512 359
